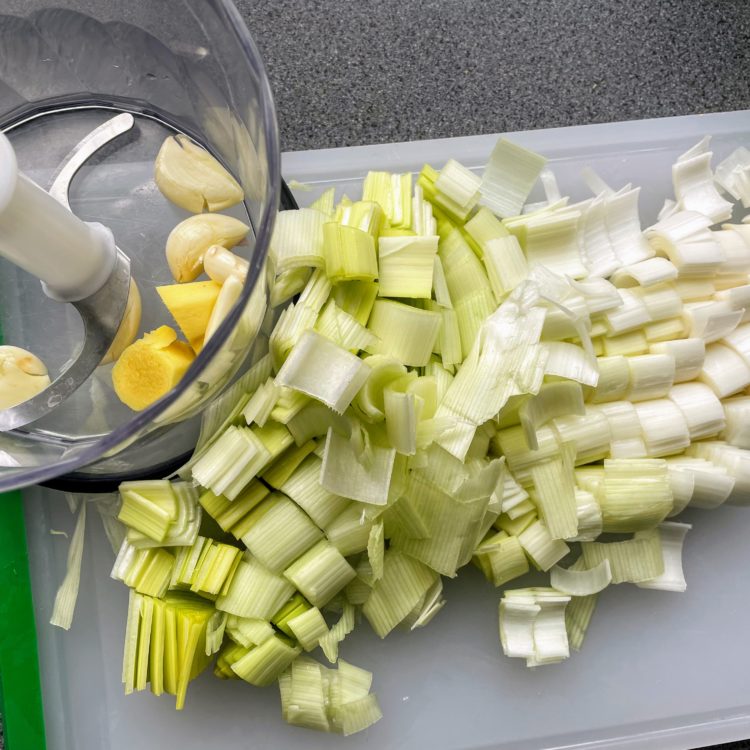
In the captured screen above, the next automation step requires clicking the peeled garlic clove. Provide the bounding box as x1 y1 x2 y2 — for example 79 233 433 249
154 134 244 213
204 273 244 343
0 345 52 409
100 278 142 365
166 214 249 283
203 244 249 284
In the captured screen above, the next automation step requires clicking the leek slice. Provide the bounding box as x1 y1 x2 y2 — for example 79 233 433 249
610 257 678 288
650 337 705 383
241 493 323 573
582 529 664 583
435 158 481 211
482 236 529 302
336 694 384 736
542 343 599 387
570 488 603 542
321 427 396 505
280 455 350 528
636 522 691 592
231 633 301 687
367 299 442 367
412 183 438 236
362 550 439 637
122 590 142 695
722 396 750 449
699 343 750 398
667 382 725 440
715 147 750 207
50 499 87 630
551 409 612 465
275 330 371 414
326 504 375 556
284 540 357 608
323 222 378 282
315 300 379 353
634 399 691 457
242 378 280 427
332 280 379 327
672 150 733 223
601 330 649 357
518 520 570 571
261 440 317 489
480 138 546 218
287 607 329 652
530 444 578 540
520 382 585 451
320 602 356 663
605 187 654 265
646 211 723 276
362 171 412 227
367 521 385 582
564 556 600 651
225 615 274 649
589 355 630 403
216 558 295 620
667 456 734 509
626 354 675 402
473 532 529 587
269 208 326 273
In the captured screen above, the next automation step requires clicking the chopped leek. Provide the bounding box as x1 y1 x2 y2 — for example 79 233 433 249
636 522 691 592
368 299 442 367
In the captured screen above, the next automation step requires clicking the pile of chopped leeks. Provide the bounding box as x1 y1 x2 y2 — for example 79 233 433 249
51 135 750 735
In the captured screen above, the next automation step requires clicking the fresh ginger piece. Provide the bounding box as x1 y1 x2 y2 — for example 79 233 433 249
156 280 221 353
112 326 195 411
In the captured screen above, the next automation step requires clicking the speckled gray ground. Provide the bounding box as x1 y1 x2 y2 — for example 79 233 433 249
238 0 750 152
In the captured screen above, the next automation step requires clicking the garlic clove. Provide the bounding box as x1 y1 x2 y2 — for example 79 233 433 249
165 214 249 283
154 134 244 213
0 345 52 409
203 244 249 284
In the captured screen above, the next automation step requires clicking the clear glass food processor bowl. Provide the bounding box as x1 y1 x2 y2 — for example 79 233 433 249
0 0 280 491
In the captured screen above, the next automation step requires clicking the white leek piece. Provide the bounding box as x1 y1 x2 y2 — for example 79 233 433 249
287 607 328 652
589 356 630 403
672 151 733 223
581 195 619 277
363 171 412 227
602 330 649 357
715 147 750 207
715 284 750 324
529 445 578 540
683 300 743 343
685 441 750 505
699 343 750 398
667 382 725 440
626 354 675 402
269 208 326 273
362 551 438 638
604 188 654 265
321 427 396 505
280 455 350 528
610 257 678 288
604 289 652 335
724 323 750 366
275 330 371 414
650 337 706 383
646 211 723 276
715 227 750 275
498 597 539 660
551 408 611 465
581 529 664 583
635 284 683 322
368 300 442 367
722 396 750 449
377 235 439 299
519 382 585 451
315 300 379 354
673 277 716 301
667 456 735 509
634 399 691 457
596 458 673 532
480 138 546 218
435 158 481 211
551 559 612 596
473 532 529 587
542 343 599 387
242 378 280 427
521 208 587 278
570 488 603 542
482 236 529 302
636 522 691 593
284 540 357 608
216 558 295 620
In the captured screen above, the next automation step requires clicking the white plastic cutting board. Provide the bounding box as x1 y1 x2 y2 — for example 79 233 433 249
26 110 750 750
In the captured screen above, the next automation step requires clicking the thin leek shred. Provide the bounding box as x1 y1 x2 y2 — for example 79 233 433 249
284 540 357 608
50 499 87 630
275 329 371 414
315 300 379 353
480 138 546 218
367 299 442 367
241 493 323 573
321 427 396 506
269 208 326 273
216 558 295 620
367 521 385 581
499 588 571 666
362 551 439 637
320 602 356 663
636 522 691 592
551 559 612 596
581 529 664 583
